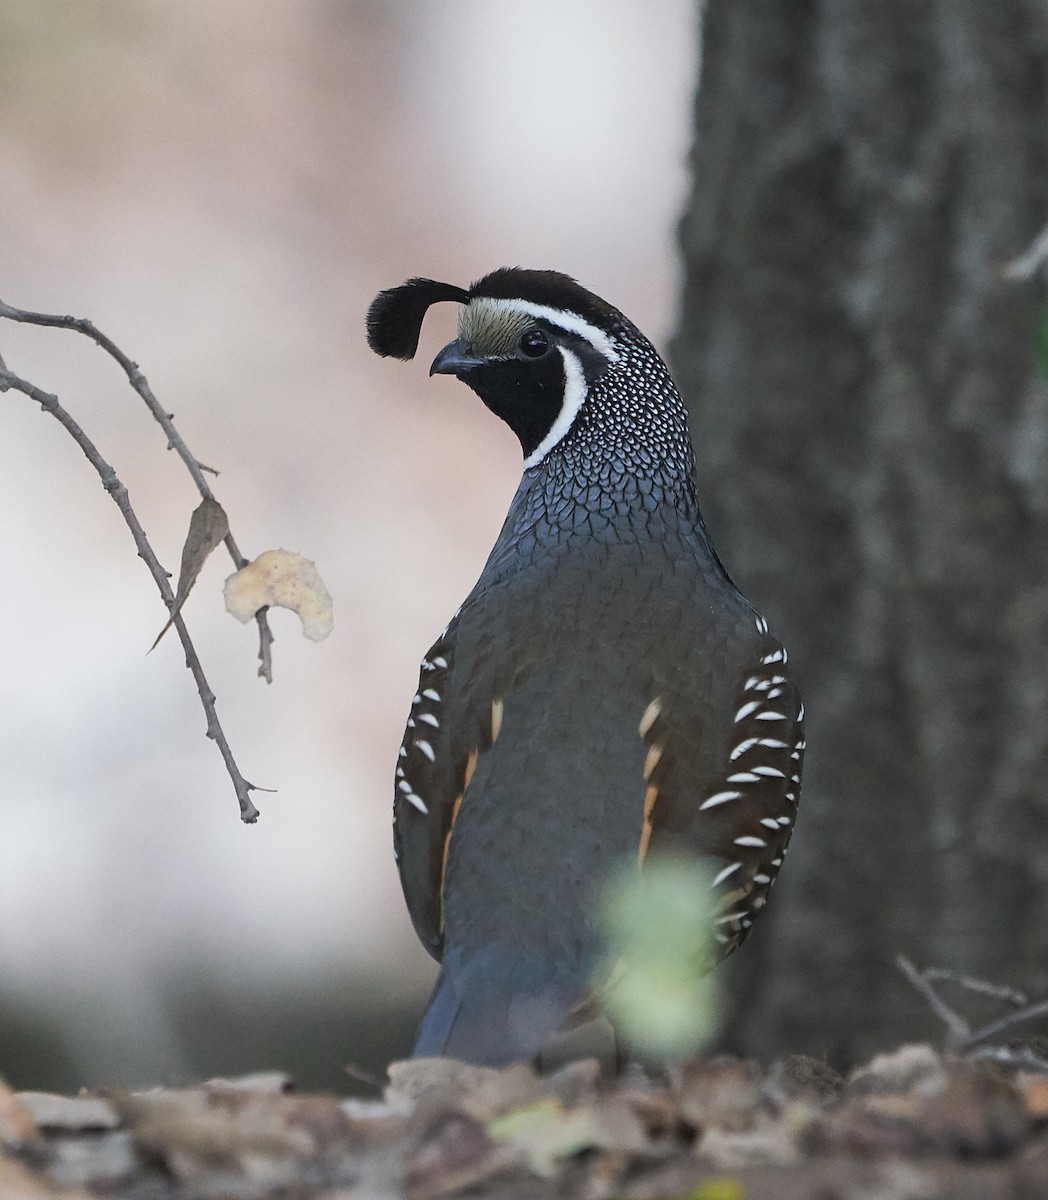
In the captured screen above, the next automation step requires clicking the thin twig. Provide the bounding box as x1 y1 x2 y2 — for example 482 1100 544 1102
895 955 971 1048
923 968 1028 1009
968 1044 1048 1072
959 997 1048 1053
0 299 275 683
897 956 1048 1064
0 365 260 823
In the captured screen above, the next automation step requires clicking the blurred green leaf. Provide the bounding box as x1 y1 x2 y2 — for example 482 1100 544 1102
597 857 719 1059
680 1180 746 1200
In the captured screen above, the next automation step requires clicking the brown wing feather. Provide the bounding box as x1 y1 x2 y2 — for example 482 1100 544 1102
641 620 804 958
394 615 505 960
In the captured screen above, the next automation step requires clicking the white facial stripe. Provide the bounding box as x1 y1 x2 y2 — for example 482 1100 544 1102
473 298 620 363
522 346 587 470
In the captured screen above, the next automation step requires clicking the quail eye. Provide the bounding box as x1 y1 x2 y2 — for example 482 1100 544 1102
518 328 550 358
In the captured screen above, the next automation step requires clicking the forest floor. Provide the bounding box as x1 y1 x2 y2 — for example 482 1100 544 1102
3 1039 1048 1199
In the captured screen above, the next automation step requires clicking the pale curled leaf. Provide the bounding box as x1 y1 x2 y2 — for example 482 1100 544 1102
150 497 229 651
224 550 333 642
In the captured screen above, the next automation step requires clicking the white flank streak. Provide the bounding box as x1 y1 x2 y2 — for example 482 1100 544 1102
734 700 761 723
700 790 742 810
432 656 448 669
760 817 780 830
755 711 788 721
406 792 428 815
727 772 760 784
422 689 441 701
712 862 742 887
481 298 620 362
522 347 588 469
753 873 771 885
638 696 663 737
416 740 435 762
419 713 440 727
730 737 760 760
753 766 786 778
734 835 767 848
761 649 785 665
716 911 747 925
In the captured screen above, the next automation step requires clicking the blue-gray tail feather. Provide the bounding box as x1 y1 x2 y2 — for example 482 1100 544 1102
413 951 580 1067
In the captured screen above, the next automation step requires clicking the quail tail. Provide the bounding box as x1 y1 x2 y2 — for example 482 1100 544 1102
412 951 581 1067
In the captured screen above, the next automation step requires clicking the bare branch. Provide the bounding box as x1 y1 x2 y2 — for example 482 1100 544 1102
922 968 1028 1009
895 955 971 1049
968 1044 1048 1072
959 996 1048 1053
897 956 1048 1064
0 365 260 823
0 298 274 683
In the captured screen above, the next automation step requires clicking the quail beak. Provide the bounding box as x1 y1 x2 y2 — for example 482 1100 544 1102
430 339 484 378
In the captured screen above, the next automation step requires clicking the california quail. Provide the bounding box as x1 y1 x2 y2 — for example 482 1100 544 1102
366 269 804 1066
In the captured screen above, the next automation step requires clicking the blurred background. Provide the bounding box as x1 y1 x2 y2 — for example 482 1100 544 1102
0 0 697 1091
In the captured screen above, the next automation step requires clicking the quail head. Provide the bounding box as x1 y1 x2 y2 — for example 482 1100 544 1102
366 269 804 1067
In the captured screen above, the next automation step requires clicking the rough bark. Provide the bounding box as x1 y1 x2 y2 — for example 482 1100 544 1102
674 0 1048 1064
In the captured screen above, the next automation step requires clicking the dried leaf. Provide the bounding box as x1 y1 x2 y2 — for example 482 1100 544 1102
0 1080 39 1144
115 1088 314 1188
488 1100 597 1177
0 1158 59 1198
224 549 333 642
677 1058 762 1133
15 1091 118 1132
387 1058 540 1120
847 1044 947 1097
767 1054 844 1104
488 1098 647 1178
150 497 229 650
406 1109 513 1197
202 1072 294 1095
917 1062 1029 1156
1017 1072 1048 1118
697 1122 800 1169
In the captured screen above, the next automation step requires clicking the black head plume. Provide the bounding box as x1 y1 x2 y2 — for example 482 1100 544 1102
366 278 470 360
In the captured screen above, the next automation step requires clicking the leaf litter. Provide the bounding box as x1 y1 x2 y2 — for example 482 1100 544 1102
3 1041 1048 1199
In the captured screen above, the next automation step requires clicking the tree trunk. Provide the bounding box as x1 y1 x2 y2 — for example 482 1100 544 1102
674 0 1048 1065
